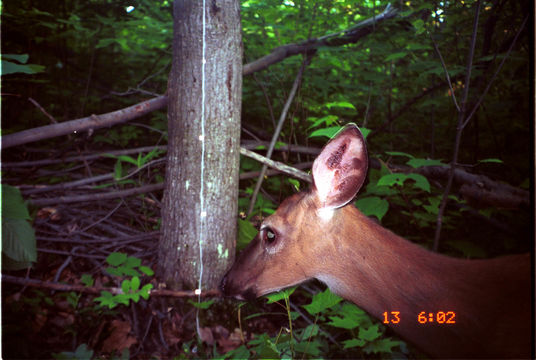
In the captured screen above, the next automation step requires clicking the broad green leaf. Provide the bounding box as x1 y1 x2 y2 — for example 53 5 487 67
105 266 123 277
327 303 371 330
139 265 154 276
343 338 366 349
265 286 296 304
359 324 382 342
407 158 447 168
237 218 257 251
130 276 140 291
294 339 322 356
73 344 94 359
406 174 431 192
118 265 140 277
140 284 153 299
326 101 356 110
2 54 29 63
356 197 389 221
303 288 342 315
301 324 319 339
360 127 371 140
307 114 339 129
364 338 403 354
2 185 31 220
385 151 414 159
377 173 407 187
2 218 37 269
107 252 127 266
121 279 131 293
1 60 45 75
125 256 142 268
478 158 503 164
309 126 342 139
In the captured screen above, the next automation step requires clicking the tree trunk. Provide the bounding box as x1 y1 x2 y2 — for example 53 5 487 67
159 0 242 290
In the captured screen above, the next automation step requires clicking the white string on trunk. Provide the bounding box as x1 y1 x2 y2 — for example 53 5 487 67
196 0 207 340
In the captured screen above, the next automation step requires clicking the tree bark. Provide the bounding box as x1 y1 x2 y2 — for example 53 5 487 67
159 0 242 290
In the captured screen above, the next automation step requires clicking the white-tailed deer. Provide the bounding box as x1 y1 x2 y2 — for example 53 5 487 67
220 124 531 358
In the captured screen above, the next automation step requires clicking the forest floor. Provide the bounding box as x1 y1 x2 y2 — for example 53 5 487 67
1 145 293 359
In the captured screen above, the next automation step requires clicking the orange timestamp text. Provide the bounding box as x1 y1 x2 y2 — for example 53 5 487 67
382 311 456 324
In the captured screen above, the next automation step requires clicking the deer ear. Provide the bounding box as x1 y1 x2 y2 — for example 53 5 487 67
312 123 368 209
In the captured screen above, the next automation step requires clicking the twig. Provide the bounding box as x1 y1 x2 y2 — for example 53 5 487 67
28 183 163 206
1 274 220 297
28 97 58 124
461 15 528 129
247 54 312 216
3 145 167 168
433 0 481 251
430 34 460 112
2 95 168 149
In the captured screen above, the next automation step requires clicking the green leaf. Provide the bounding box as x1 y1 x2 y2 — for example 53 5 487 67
125 256 142 269
105 266 123 277
107 252 127 266
114 159 123 180
303 288 342 315
309 126 342 139
73 344 94 359
385 151 414 159
406 174 431 193
301 324 319 339
359 324 382 342
2 218 37 269
343 338 367 349
1 60 45 75
307 114 339 129
377 173 407 187
130 276 140 291
265 286 296 304
407 158 447 168
328 303 372 329
139 265 154 276
188 299 215 309
356 197 389 221
237 219 257 251
121 279 131 293
2 54 30 63
377 173 430 193
288 178 300 191
294 339 322 356
80 274 94 287
140 284 153 300
385 52 407 61
2 185 31 220
478 158 503 164
326 101 356 110
364 337 403 354
118 266 140 277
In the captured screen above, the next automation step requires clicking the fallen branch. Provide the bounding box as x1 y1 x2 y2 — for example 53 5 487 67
2 95 168 149
1 274 220 298
29 183 163 206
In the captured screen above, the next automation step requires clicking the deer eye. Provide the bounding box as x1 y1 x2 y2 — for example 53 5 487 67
261 227 277 245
